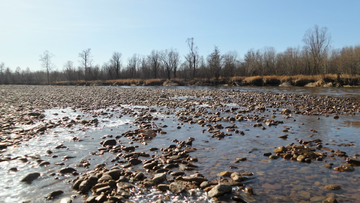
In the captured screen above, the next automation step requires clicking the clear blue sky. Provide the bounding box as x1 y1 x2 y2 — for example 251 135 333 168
1 0 359 71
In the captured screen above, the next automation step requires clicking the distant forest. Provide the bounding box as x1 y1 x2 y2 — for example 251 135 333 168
1 25 359 85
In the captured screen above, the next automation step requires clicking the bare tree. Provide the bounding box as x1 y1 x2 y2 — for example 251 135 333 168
78 48 92 80
185 38 199 78
148 50 161 79
222 51 238 78
127 54 139 79
303 25 331 75
0 62 4 84
39 50 54 84
64 61 76 81
160 49 180 80
207 46 222 81
110 52 122 79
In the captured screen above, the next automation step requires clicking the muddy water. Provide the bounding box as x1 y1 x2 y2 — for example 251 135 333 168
1 87 360 202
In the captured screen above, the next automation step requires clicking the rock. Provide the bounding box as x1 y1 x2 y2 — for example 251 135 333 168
98 174 113 182
20 172 40 183
170 171 185 176
273 146 286 153
230 172 244 182
347 158 360 166
45 190 63 200
207 184 232 197
79 176 98 193
310 196 325 202
102 139 117 146
59 167 77 174
324 184 341 190
323 163 333 169
297 155 306 162
106 169 122 180
244 186 254 195
322 196 338 203
152 173 167 185
334 164 355 172
39 161 50 166
278 134 288 139
0 143 8 150
218 171 233 177
129 158 142 165
169 182 185 194
60 197 72 203
157 184 169 192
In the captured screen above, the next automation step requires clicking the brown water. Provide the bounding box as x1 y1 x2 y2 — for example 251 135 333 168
1 87 360 203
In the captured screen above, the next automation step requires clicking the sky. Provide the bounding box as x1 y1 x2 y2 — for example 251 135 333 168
0 0 359 72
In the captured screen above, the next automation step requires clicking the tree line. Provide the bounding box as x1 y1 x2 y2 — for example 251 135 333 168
1 25 359 85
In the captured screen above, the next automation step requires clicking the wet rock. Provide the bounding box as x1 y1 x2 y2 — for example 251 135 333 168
347 158 360 166
152 173 167 185
323 163 333 169
230 172 244 182
102 139 117 146
20 172 40 183
218 171 233 177
79 176 98 193
322 196 338 203
157 184 169 192
0 143 8 150
324 184 341 190
334 164 354 172
45 190 63 200
170 171 185 176
129 158 142 165
59 197 72 203
98 174 113 182
39 160 50 166
59 167 77 174
273 146 286 153
169 182 185 194
278 134 288 139
207 184 232 197
244 186 254 195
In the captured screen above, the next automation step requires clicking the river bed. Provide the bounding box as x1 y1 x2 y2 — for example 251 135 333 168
0 85 359 203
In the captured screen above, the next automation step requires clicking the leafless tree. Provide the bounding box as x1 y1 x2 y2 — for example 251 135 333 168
39 50 54 84
222 51 238 77
185 38 199 78
110 52 122 79
160 49 180 80
78 48 92 80
64 60 76 81
207 46 222 81
303 25 331 75
127 54 139 79
148 50 161 79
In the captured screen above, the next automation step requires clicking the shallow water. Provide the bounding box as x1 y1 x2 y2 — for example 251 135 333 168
1 87 360 202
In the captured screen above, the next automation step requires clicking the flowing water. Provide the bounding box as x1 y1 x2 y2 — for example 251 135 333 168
1 86 360 203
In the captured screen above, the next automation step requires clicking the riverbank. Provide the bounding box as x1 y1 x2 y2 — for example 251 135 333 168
53 74 360 87
1 85 360 202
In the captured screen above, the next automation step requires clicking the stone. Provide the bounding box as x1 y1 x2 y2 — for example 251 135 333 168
79 176 98 193
273 146 286 153
59 167 76 174
207 184 232 197
45 190 64 200
169 182 185 194
322 197 338 203
0 143 8 150
324 184 341 190
102 139 117 146
152 173 167 185
157 184 169 192
230 172 244 182
217 171 233 177
310 196 325 202
20 172 40 183
278 134 288 139
60 197 72 203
